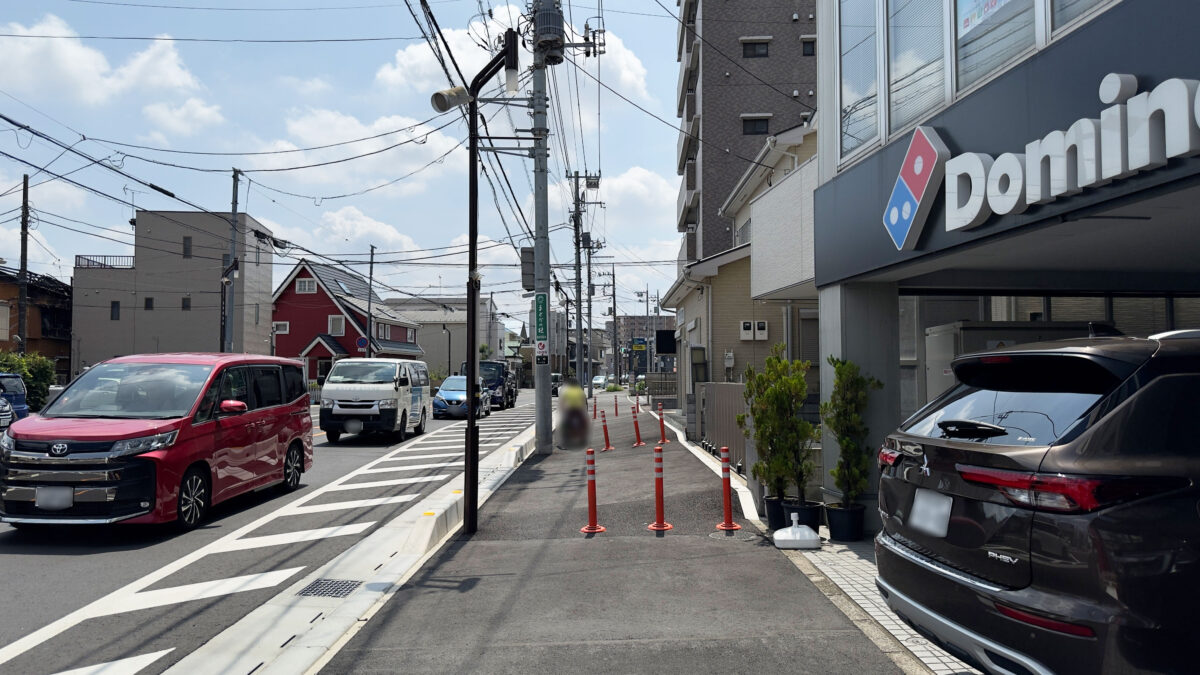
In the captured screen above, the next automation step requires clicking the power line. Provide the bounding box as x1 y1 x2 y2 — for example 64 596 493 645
0 34 422 44
65 0 418 9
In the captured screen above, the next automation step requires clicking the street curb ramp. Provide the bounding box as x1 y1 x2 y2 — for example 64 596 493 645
165 423 544 675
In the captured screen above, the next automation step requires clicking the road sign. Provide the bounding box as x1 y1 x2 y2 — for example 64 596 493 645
535 292 548 341
356 336 368 348
632 344 646 351
535 338 548 365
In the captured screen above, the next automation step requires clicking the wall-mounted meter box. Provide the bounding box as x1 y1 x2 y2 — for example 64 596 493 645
740 320 754 341
755 320 768 341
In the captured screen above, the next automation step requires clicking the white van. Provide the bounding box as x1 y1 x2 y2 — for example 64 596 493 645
318 358 432 444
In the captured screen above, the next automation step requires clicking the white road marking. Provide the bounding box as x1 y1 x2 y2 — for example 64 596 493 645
376 452 463 462
51 649 175 675
90 568 306 617
284 495 417 515
212 523 377 553
361 461 463 475
325 475 450 491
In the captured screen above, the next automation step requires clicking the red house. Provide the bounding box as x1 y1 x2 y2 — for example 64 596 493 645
271 260 423 380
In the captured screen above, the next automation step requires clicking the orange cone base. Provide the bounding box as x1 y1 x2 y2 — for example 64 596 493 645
632 441 646 447
648 522 674 531
580 524 607 533
716 522 742 531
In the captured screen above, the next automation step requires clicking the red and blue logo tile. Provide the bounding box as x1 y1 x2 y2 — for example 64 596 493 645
883 126 950 251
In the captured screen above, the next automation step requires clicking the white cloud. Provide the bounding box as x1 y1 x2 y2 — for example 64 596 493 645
143 98 224 136
0 15 199 105
0 171 88 215
280 76 331 96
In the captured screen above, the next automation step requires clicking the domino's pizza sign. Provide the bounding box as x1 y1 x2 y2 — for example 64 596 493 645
882 126 950 251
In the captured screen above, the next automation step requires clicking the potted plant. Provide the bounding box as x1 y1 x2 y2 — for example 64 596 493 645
820 356 883 542
739 343 821 531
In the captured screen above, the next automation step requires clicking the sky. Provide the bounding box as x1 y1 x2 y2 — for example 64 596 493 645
0 0 687 336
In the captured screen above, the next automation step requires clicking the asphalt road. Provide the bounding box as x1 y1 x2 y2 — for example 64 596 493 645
0 389 539 675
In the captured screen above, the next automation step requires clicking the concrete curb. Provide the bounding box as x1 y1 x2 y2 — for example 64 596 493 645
166 423 545 675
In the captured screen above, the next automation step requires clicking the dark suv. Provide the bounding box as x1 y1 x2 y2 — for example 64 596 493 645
875 334 1200 674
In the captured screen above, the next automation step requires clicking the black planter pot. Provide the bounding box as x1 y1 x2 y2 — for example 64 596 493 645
781 499 823 531
826 503 865 541
763 496 787 530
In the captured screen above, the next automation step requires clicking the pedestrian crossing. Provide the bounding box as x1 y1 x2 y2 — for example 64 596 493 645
3 403 540 675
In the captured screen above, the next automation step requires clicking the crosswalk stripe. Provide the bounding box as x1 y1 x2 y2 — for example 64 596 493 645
285 495 418 515
377 452 463 462
212 522 376 553
326 475 449 491
90 568 305 617
51 649 175 675
362 461 464 475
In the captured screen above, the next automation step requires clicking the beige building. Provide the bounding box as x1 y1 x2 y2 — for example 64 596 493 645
72 210 273 373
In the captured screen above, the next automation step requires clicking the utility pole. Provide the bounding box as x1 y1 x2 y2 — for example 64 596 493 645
611 262 618 385
653 291 661 372
571 171 583 386
531 0 557 456
223 168 240 353
584 235 600 397
366 244 376 358
16 174 28 356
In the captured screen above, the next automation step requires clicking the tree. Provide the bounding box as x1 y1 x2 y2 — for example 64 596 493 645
479 342 494 359
738 343 820 501
820 356 883 506
0 351 55 411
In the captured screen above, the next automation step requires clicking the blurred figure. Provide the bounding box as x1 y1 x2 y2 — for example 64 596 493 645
558 376 589 449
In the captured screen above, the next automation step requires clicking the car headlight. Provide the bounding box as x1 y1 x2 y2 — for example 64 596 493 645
378 399 399 409
320 398 334 409
434 394 445 402
110 430 178 458
1 430 14 455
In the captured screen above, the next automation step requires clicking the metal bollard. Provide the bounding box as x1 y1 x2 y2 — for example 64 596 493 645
580 448 606 534
648 445 673 531
716 446 742 531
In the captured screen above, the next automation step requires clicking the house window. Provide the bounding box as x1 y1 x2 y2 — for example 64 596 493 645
273 321 290 335
328 315 345 336
144 297 154 311
742 41 769 58
376 324 390 340
110 301 120 320
802 39 815 56
296 278 316 294
182 236 192 259
742 118 769 135
406 327 416 343
182 297 192 311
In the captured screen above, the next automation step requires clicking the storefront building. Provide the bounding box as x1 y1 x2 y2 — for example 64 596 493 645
813 0 1200 513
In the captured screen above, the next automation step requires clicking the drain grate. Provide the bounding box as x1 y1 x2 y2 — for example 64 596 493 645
296 578 362 598
708 530 762 542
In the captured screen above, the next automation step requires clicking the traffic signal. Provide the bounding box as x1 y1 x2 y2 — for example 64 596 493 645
520 247 534 291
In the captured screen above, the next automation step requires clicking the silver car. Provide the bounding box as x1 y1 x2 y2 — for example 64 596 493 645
0 397 12 430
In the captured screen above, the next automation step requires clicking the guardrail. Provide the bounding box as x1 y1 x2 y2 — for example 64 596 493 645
75 255 134 269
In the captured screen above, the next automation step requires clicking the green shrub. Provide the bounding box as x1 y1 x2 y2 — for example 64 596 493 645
820 356 883 506
738 343 819 501
0 351 55 411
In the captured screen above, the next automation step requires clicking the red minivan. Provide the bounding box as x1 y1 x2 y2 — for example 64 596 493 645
0 354 313 529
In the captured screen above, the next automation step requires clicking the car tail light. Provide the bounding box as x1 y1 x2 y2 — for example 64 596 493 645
994 602 1095 638
979 355 1012 364
957 464 1187 513
879 438 901 467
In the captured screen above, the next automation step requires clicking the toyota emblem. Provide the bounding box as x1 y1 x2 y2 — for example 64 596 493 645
49 443 69 457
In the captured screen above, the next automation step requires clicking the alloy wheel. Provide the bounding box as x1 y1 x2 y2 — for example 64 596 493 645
283 445 302 490
179 471 207 527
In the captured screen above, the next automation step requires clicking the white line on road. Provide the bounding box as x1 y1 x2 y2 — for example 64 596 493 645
361 462 463 475
211 523 377 553
325 475 450 491
375 452 463 462
51 649 175 675
283 495 418 516
91 569 306 617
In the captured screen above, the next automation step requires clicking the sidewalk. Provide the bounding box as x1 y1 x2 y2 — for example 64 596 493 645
322 401 908 674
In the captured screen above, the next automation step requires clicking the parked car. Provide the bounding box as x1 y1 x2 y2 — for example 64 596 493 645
318 358 432 444
0 354 313 529
875 334 1200 675
432 376 491 419
0 372 30 419
0 397 12 430
551 372 562 396
591 375 606 389
462 360 515 410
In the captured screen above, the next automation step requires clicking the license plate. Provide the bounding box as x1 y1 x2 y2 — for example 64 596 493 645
344 419 364 434
35 486 74 511
910 488 952 538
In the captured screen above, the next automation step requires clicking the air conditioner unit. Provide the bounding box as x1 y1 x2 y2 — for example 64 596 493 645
739 320 753 341
755 320 768 341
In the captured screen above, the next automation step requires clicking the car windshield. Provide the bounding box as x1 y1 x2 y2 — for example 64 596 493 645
42 362 213 419
480 363 504 381
326 362 397 384
0 376 26 395
441 376 467 391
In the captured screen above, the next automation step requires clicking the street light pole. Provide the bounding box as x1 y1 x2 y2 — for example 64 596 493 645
430 28 519 536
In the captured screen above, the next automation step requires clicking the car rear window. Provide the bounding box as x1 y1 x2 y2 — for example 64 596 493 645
903 355 1125 446
0 376 26 395
253 367 283 408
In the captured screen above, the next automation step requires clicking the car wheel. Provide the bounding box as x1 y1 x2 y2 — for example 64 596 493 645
281 443 303 492
327 430 341 444
485 404 491 417
415 409 427 435
177 467 209 531
396 413 407 443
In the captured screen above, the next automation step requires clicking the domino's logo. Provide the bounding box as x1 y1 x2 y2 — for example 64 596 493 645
882 126 950 251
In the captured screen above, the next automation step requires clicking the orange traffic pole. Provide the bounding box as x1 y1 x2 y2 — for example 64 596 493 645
580 448 606 534
592 396 597 420
716 446 742 531
632 406 646 447
613 395 619 417
657 402 670 444
600 410 615 451
648 445 673 531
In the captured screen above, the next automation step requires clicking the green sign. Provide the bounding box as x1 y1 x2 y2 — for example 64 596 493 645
535 292 548 340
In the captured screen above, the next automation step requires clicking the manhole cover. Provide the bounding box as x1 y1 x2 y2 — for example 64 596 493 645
296 578 362 598
708 530 761 542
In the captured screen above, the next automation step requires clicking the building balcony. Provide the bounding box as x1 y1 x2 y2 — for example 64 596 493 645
675 18 697 62
75 255 134 269
676 43 699 116
676 161 698 232
683 91 696 123
676 112 700 174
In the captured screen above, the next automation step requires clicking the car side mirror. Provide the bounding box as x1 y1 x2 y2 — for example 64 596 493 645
431 387 439 396
396 377 410 388
317 376 326 387
218 399 248 415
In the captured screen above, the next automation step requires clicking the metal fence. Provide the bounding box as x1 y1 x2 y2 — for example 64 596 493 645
75 255 134 268
698 382 747 470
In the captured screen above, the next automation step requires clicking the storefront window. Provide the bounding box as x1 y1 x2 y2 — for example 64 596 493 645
1052 0 1106 30
955 0 1035 91
1113 298 1169 337
888 0 944 133
1050 297 1106 322
839 0 878 156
